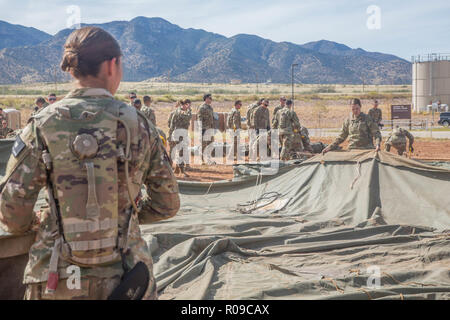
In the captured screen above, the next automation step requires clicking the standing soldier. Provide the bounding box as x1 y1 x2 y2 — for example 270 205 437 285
0 27 179 300
368 100 383 128
252 99 271 159
322 98 381 153
246 98 263 130
273 99 302 160
198 93 215 164
272 96 287 127
128 92 137 107
0 120 14 139
385 125 414 156
227 100 242 160
141 96 156 126
169 99 192 176
135 98 166 149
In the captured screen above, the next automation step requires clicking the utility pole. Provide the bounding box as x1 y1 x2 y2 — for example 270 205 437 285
291 64 298 107
255 74 259 94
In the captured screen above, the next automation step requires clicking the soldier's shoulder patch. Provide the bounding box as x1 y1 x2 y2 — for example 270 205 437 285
12 135 26 158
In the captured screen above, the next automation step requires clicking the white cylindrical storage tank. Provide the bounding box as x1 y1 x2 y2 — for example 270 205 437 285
412 54 450 113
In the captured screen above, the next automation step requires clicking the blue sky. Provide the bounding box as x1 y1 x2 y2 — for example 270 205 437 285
0 0 449 59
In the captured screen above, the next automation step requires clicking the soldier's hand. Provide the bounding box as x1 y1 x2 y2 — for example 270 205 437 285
375 144 381 152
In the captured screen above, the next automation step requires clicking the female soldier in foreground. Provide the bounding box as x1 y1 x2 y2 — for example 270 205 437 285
0 27 180 300
322 98 381 153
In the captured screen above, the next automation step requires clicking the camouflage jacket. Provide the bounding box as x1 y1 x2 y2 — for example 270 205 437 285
253 106 270 131
246 103 259 128
272 105 283 127
198 103 214 130
273 107 301 134
331 112 381 150
169 107 192 140
0 87 180 284
386 127 414 145
141 105 156 126
0 127 14 138
227 107 241 130
368 108 382 124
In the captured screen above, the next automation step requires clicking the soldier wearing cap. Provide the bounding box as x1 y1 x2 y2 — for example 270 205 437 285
323 98 381 153
141 96 156 126
198 93 215 164
368 100 383 128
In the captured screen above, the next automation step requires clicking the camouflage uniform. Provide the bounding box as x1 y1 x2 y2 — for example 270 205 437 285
253 106 270 133
141 105 156 126
273 107 302 160
368 108 382 126
272 105 283 128
385 127 414 155
246 103 259 129
169 107 192 173
0 88 180 300
0 126 14 139
197 103 214 161
227 107 241 158
330 112 381 150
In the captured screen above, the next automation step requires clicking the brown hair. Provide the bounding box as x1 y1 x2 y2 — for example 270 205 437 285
60 27 122 78
350 98 361 107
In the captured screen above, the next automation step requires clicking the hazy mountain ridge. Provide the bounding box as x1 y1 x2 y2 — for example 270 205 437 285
0 17 411 85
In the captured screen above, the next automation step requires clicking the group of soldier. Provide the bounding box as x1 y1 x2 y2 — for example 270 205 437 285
30 91 416 166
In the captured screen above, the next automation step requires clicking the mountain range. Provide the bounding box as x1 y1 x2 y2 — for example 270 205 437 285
0 17 411 85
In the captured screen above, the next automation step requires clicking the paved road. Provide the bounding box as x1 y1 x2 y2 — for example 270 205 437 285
309 128 450 139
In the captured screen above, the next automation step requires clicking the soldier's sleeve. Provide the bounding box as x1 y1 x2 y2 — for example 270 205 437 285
272 112 279 129
330 120 349 149
0 122 46 234
197 106 205 123
292 112 301 131
368 118 382 146
150 109 156 126
139 126 180 224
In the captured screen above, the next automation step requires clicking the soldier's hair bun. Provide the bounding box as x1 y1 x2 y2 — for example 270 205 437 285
60 27 122 79
61 48 80 72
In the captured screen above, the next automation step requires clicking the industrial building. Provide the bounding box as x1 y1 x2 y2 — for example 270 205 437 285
412 53 450 112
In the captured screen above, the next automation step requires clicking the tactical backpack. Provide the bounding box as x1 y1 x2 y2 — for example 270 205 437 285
36 103 140 293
